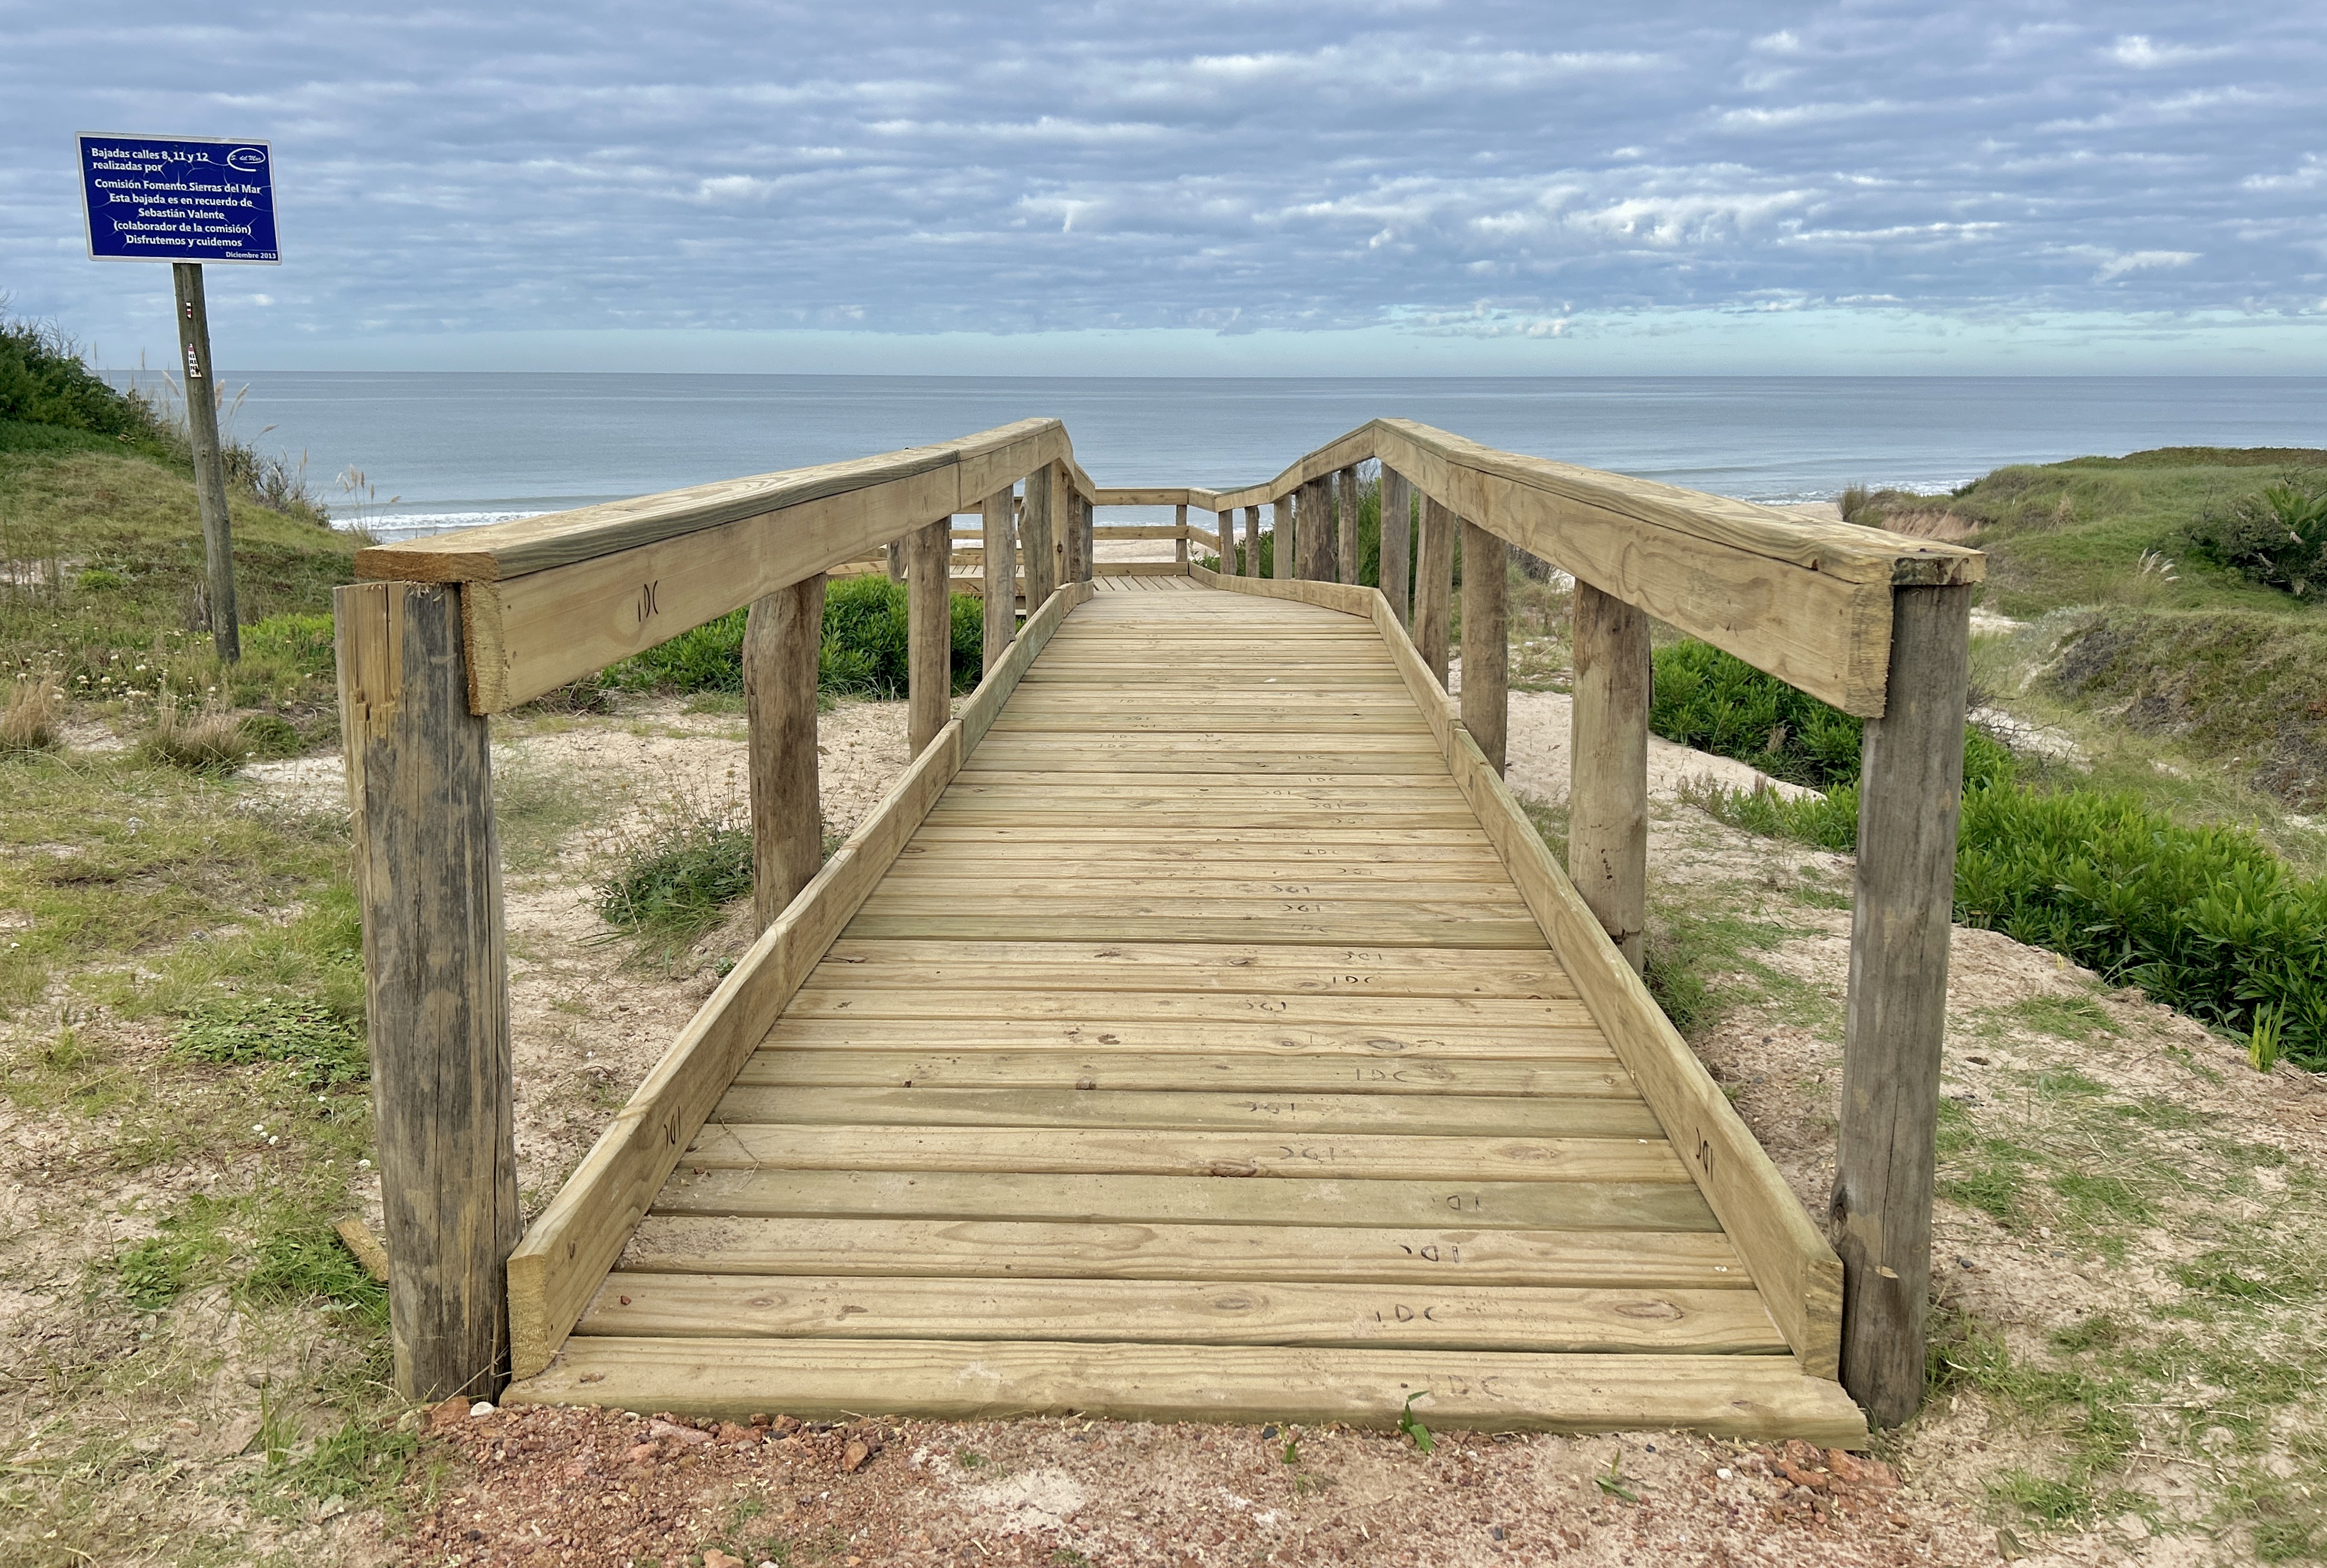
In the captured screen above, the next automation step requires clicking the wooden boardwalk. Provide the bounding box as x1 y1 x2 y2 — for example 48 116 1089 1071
505 577 1864 1438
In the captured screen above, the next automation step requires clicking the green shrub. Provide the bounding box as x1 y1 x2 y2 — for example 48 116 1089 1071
1650 639 2015 792
605 575 986 698
0 315 163 439
1657 638 2327 1069
170 994 369 1087
598 812 754 945
2182 481 2327 601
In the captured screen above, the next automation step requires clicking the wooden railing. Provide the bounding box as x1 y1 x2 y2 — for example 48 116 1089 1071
336 416 1979 1431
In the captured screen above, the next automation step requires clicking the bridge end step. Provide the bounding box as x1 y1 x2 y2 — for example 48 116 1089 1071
505 1337 1867 1445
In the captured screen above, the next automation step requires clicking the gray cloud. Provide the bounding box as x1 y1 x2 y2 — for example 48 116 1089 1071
4 1 2324 351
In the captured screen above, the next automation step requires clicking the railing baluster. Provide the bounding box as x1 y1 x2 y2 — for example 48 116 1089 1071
745 576 825 932
1338 465 1361 584
1174 502 1190 567
1459 519 1507 774
1415 495 1455 684
1569 580 1650 972
982 487 1016 671
907 519 950 757
1378 468 1412 625
1022 463 1058 608
1271 493 1293 581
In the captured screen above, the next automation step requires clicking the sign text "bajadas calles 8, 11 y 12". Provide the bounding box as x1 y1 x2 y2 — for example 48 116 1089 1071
77 133 279 264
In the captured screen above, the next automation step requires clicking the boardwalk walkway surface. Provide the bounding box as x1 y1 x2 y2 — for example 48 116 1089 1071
505 578 1866 1440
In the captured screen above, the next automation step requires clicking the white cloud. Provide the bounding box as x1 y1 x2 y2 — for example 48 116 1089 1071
2093 250 2200 281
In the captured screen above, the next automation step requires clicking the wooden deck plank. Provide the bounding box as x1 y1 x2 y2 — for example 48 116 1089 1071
506 1340 1864 1440
647 1168 1718 1231
779 990 1588 1026
709 1087 1662 1140
573 1275 1784 1354
759 1017 1602 1055
681 1124 1690 1183
808 939 1567 992
734 1050 1626 1098
622 1215 1742 1286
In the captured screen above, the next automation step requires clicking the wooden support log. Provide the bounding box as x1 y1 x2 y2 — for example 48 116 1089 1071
907 520 950 758
1175 503 1190 566
1568 581 1650 972
1833 583 1974 1428
1339 465 1363 585
1271 495 1294 582
1300 478 1335 581
1070 492 1093 583
333 580 519 1402
982 489 1016 671
884 540 906 584
1379 467 1412 626
1242 506 1260 578
745 576 826 932
1415 495 1455 686
1022 463 1058 609
1460 518 1508 775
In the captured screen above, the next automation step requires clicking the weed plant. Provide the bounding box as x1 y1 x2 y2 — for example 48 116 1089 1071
1659 639 2327 1068
597 804 755 949
2182 481 2327 602
170 994 368 1088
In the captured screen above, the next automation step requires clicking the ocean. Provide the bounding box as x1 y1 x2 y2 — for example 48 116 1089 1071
210 373 2327 540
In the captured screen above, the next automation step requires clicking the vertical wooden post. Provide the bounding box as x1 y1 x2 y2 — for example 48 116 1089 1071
1834 583 1974 1428
1174 502 1190 567
1214 510 1234 574
1271 494 1294 581
1242 506 1260 578
1022 463 1058 608
1379 468 1412 625
883 540 906 584
1300 478 1335 581
982 488 1016 672
1069 490 1093 583
1568 581 1651 972
907 519 951 757
334 580 518 1402
172 263 240 661
1460 519 1508 774
1338 467 1362 584
1415 496 1455 686
744 576 825 932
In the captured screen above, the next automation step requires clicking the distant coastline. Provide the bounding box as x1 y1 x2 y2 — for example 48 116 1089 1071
183 371 2327 538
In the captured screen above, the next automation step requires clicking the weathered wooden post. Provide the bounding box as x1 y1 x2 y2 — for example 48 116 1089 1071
884 541 906 584
334 580 519 1402
1337 467 1361 584
1415 495 1455 685
744 577 825 931
1568 581 1651 972
1022 464 1058 608
173 263 243 662
1242 506 1261 578
1300 478 1335 581
1833 583 1974 1427
1174 503 1190 567
1379 468 1412 625
1214 509 1234 574
1069 490 1093 583
1459 519 1507 774
982 488 1016 671
906 520 951 756
1272 494 1294 582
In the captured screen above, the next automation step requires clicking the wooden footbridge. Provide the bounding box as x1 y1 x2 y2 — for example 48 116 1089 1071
336 419 1980 1440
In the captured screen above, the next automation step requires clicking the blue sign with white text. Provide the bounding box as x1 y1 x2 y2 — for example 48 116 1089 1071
78 133 279 264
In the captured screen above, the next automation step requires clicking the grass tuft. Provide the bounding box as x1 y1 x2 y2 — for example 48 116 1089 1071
141 690 251 771
170 994 369 1088
2 672 63 752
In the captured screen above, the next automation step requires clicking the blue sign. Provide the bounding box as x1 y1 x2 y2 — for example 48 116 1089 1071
78 133 279 264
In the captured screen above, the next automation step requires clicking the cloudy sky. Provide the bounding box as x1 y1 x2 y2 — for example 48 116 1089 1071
5 1 2325 374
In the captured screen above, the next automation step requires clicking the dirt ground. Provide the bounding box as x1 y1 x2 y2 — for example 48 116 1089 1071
8 641 2321 1566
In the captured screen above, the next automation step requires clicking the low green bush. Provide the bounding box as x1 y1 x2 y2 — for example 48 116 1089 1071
170 994 369 1087
605 574 985 698
1655 638 2327 1068
2181 481 2327 602
0 316 163 439
597 812 754 946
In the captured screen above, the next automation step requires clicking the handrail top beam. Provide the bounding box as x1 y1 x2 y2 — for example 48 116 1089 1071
357 418 1098 585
